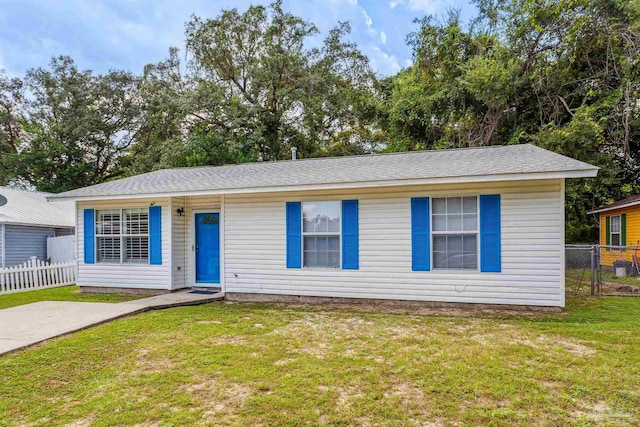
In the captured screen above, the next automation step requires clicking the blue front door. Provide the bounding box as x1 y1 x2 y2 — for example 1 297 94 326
195 213 220 284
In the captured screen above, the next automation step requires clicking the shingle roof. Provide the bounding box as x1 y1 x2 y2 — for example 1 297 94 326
588 195 640 214
50 144 598 200
0 187 75 227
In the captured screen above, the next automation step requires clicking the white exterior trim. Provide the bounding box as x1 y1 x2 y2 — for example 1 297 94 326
588 200 640 214
74 200 79 279
51 169 598 202
0 222 75 229
560 178 566 307
168 198 174 290
1 224 5 268
220 195 226 295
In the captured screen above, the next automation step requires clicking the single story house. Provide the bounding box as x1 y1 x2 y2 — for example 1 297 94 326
0 186 75 268
50 144 597 308
588 195 640 268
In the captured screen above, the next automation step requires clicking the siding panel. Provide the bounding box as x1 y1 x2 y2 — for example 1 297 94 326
171 197 187 289
4 225 55 266
224 179 564 307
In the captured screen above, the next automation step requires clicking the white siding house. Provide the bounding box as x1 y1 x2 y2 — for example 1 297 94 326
223 180 564 306
51 145 598 308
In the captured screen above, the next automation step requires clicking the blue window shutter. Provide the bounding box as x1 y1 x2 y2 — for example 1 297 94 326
83 209 95 264
342 200 359 269
286 202 302 268
411 197 430 271
480 194 501 272
149 206 162 265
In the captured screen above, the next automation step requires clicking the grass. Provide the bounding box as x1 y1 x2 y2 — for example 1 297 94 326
599 270 640 287
566 268 640 296
0 293 639 426
0 285 143 310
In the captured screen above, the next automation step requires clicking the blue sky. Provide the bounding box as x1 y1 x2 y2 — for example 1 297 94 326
0 0 476 78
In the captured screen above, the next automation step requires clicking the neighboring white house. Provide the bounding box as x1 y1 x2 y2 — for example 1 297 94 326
0 187 75 268
50 144 598 308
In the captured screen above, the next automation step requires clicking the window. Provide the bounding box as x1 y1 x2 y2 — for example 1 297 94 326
95 208 149 263
96 210 121 263
302 201 340 268
123 208 149 263
432 196 478 270
610 215 621 247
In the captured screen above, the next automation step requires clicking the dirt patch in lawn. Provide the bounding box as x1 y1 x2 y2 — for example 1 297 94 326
184 378 252 423
601 280 640 296
520 336 597 357
572 401 634 423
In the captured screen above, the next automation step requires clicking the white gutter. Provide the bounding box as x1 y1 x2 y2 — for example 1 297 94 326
0 221 75 228
587 200 640 215
48 169 598 202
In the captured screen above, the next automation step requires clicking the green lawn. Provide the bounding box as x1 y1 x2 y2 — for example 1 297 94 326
1 294 639 426
0 285 143 310
566 268 640 296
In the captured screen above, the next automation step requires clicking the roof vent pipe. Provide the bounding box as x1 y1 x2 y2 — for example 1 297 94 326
291 147 297 160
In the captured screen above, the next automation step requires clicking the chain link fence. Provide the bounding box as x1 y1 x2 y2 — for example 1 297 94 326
565 244 599 296
566 244 640 296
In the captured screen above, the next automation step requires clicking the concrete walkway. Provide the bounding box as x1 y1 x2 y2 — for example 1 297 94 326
0 290 222 356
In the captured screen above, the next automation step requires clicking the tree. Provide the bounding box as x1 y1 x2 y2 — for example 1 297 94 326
0 71 24 185
122 47 192 175
381 0 640 241
3 57 141 192
183 0 379 162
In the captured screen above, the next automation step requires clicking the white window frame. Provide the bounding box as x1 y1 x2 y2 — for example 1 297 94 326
301 200 342 269
430 196 480 271
610 214 621 247
95 208 150 264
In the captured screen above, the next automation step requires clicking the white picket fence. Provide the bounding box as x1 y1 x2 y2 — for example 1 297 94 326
0 257 76 295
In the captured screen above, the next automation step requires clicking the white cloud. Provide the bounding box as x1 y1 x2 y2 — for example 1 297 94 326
370 46 401 75
359 5 389 48
0 0 412 78
362 10 375 36
389 0 450 13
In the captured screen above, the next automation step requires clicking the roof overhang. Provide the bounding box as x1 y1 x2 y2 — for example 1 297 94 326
587 200 640 215
0 221 75 228
48 169 598 202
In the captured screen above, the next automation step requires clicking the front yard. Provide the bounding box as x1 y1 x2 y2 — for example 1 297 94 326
0 294 639 426
0 285 142 310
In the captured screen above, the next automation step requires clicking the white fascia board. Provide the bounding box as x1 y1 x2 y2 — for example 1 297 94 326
588 200 640 215
50 169 599 202
0 221 75 228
